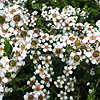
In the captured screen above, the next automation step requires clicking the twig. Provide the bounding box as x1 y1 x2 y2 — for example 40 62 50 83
96 79 100 88
49 87 57 94
95 0 99 6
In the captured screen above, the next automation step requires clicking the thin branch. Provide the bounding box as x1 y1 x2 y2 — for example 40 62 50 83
95 0 99 6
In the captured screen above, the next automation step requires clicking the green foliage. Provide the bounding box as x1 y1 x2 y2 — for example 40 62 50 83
87 88 97 100
3 38 12 58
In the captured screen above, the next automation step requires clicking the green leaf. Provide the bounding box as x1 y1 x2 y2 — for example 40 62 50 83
4 38 12 58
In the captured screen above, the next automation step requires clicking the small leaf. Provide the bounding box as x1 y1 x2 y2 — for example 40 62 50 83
4 38 12 58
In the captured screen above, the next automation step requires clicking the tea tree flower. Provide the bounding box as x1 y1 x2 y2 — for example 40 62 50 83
49 8 60 21
54 80 63 88
41 75 52 87
57 75 67 84
0 2 4 9
9 60 17 68
90 68 95 76
41 43 52 52
5 87 13 93
63 66 73 76
30 39 39 48
30 50 41 64
57 91 68 100
53 46 65 58
32 81 44 92
0 93 4 100
68 51 82 66
40 33 49 43
27 76 36 87
45 67 54 76
65 82 74 92
73 39 82 49
69 77 76 83
69 96 74 100
41 56 52 67
24 92 35 100
88 34 97 44
42 89 50 99
34 64 46 78
37 93 45 100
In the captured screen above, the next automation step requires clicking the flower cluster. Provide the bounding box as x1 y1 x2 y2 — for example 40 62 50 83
0 0 100 100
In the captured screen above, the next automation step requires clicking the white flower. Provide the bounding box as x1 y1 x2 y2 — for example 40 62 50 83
57 75 66 83
43 89 50 99
42 43 52 52
0 2 4 9
8 27 14 33
65 82 74 92
17 21 24 26
27 76 36 87
10 21 16 27
41 75 52 87
63 66 73 76
3 23 9 30
28 30 33 37
23 92 34 100
5 16 11 22
17 60 25 66
90 68 95 76
82 37 89 43
32 81 44 92
0 93 4 100
69 96 74 100
34 64 46 78
89 89 92 94
5 87 13 93
91 58 97 64
42 56 52 67
57 91 68 100
54 80 63 88
96 20 100 27
84 51 92 58
86 82 90 86
0 85 4 92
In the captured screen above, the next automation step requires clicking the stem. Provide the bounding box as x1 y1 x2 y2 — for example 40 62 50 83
49 87 57 94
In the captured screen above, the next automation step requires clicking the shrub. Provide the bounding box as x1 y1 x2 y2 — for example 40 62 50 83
0 0 100 100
